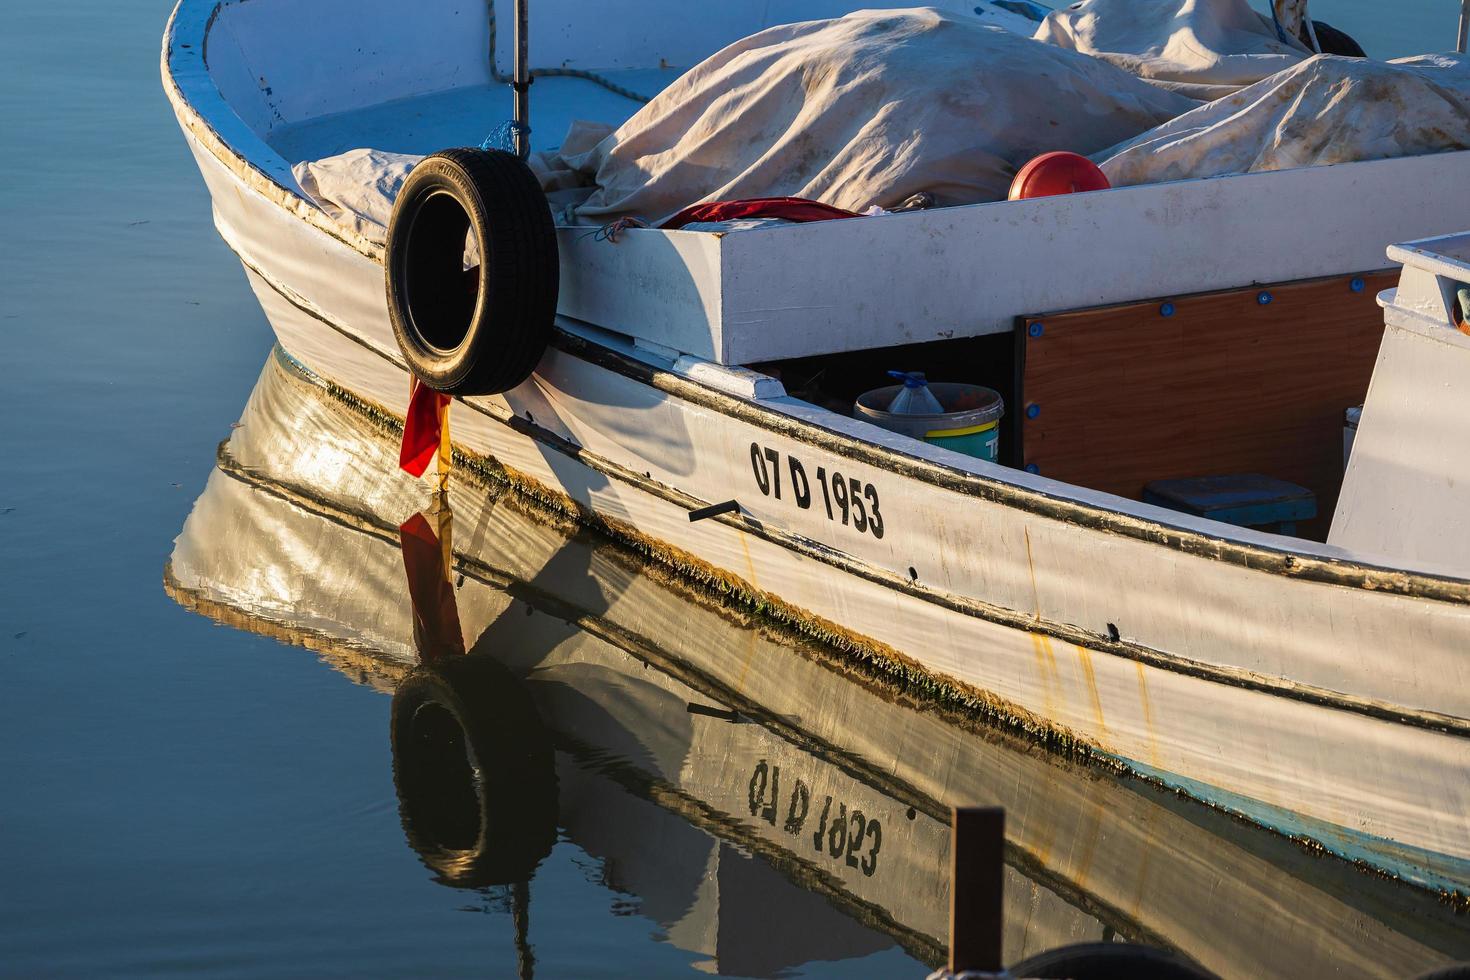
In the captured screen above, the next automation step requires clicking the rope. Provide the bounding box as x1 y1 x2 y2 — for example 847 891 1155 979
1268 5 1291 45
1269 1 1318 52
591 216 648 243
484 1 657 104
480 119 530 153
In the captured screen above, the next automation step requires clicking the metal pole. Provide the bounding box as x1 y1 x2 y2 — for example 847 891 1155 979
513 0 531 158
948 807 1005 975
1459 0 1469 54
512 879 535 980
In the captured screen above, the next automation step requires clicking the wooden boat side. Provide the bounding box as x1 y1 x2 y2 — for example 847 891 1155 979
168 110 1470 725
227 275 1470 889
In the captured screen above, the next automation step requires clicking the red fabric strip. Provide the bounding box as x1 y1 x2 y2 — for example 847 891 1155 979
399 511 465 662
660 197 861 230
399 379 450 477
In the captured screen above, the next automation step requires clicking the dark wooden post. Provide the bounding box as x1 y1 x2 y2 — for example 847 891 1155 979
949 806 1005 974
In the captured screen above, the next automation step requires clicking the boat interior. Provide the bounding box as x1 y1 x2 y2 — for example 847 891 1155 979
180 0 1464 549
751 269 1391 543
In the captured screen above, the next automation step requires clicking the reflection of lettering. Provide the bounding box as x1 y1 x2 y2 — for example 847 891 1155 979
784 779 810 834
813 794 832 852
846 810 866 869
861 820 882 877
827 801 848 858
749 763 881 877
750 761 785 826
749 761 768 817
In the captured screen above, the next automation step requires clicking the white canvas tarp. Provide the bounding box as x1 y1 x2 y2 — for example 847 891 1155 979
292 148 418 245
1033 0 1311 101
538 7 1194 221
290 4 1470 241
1099 54 1470 186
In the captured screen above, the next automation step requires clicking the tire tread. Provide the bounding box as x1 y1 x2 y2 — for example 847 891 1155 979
385 147 558 395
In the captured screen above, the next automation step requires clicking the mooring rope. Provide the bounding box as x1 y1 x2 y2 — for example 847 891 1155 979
484 1 658 105
480 118 531 154
594 216 649 242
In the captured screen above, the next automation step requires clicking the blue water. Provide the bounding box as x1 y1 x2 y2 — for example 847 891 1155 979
1250 0 1456 59
0 1 1464 977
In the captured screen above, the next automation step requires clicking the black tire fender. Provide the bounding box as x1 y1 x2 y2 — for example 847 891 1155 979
1008 942 1218 980
385 147 558 396
1411 966 1470 980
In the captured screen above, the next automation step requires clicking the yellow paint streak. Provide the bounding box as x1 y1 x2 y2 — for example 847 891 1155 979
732 623 760 697
1134 660 1162 769
1128 814 1157 921
735 530 760 591
1074 644 1106 735
1030 633 1060 719
1068 794 1109 891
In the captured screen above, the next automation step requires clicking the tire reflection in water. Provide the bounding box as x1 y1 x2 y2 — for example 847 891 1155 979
163 349 1470 979
392 498 559 978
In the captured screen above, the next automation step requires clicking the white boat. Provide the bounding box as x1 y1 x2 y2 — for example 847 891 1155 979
162 0 1470 894
164 351 1470 977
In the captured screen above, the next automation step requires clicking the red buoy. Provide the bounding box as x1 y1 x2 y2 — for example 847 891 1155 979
1007 152 1111 201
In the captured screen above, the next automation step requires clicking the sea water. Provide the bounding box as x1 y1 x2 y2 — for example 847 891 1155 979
0 2 1464 977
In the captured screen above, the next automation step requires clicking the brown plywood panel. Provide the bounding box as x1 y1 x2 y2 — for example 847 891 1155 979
1019 272 1397 540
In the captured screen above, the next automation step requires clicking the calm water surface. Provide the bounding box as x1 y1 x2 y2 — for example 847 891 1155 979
0 1 1464 976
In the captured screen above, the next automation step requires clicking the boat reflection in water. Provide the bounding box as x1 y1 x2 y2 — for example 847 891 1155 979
166 348 1470 979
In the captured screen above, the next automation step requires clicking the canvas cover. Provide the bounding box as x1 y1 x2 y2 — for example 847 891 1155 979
1033 0 1311 101
1099 54 1470 186
290 4 1470 239
292 148 418 245
535 7 1194 221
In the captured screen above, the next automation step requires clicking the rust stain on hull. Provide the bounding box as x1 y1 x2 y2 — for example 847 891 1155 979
1075 644 1107 735
1134 660 1162 769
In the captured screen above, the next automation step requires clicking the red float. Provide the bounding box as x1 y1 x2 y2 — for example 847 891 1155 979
1007 151 1111 201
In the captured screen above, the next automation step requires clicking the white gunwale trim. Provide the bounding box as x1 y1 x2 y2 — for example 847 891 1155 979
161 0 385 261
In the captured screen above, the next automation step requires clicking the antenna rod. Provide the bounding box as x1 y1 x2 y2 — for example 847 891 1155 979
1459 0 1469 54
513 0 531 158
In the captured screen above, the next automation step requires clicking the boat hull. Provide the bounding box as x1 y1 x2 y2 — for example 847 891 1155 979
166 351 1470 976
170 96 1470 896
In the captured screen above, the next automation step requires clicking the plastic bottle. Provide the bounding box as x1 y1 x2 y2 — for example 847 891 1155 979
886 371 945 415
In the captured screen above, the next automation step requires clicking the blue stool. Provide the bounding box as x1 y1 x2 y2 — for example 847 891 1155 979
1143 474 1316 535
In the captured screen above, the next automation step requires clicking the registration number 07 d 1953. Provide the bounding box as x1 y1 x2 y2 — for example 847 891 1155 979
748 442 885 540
